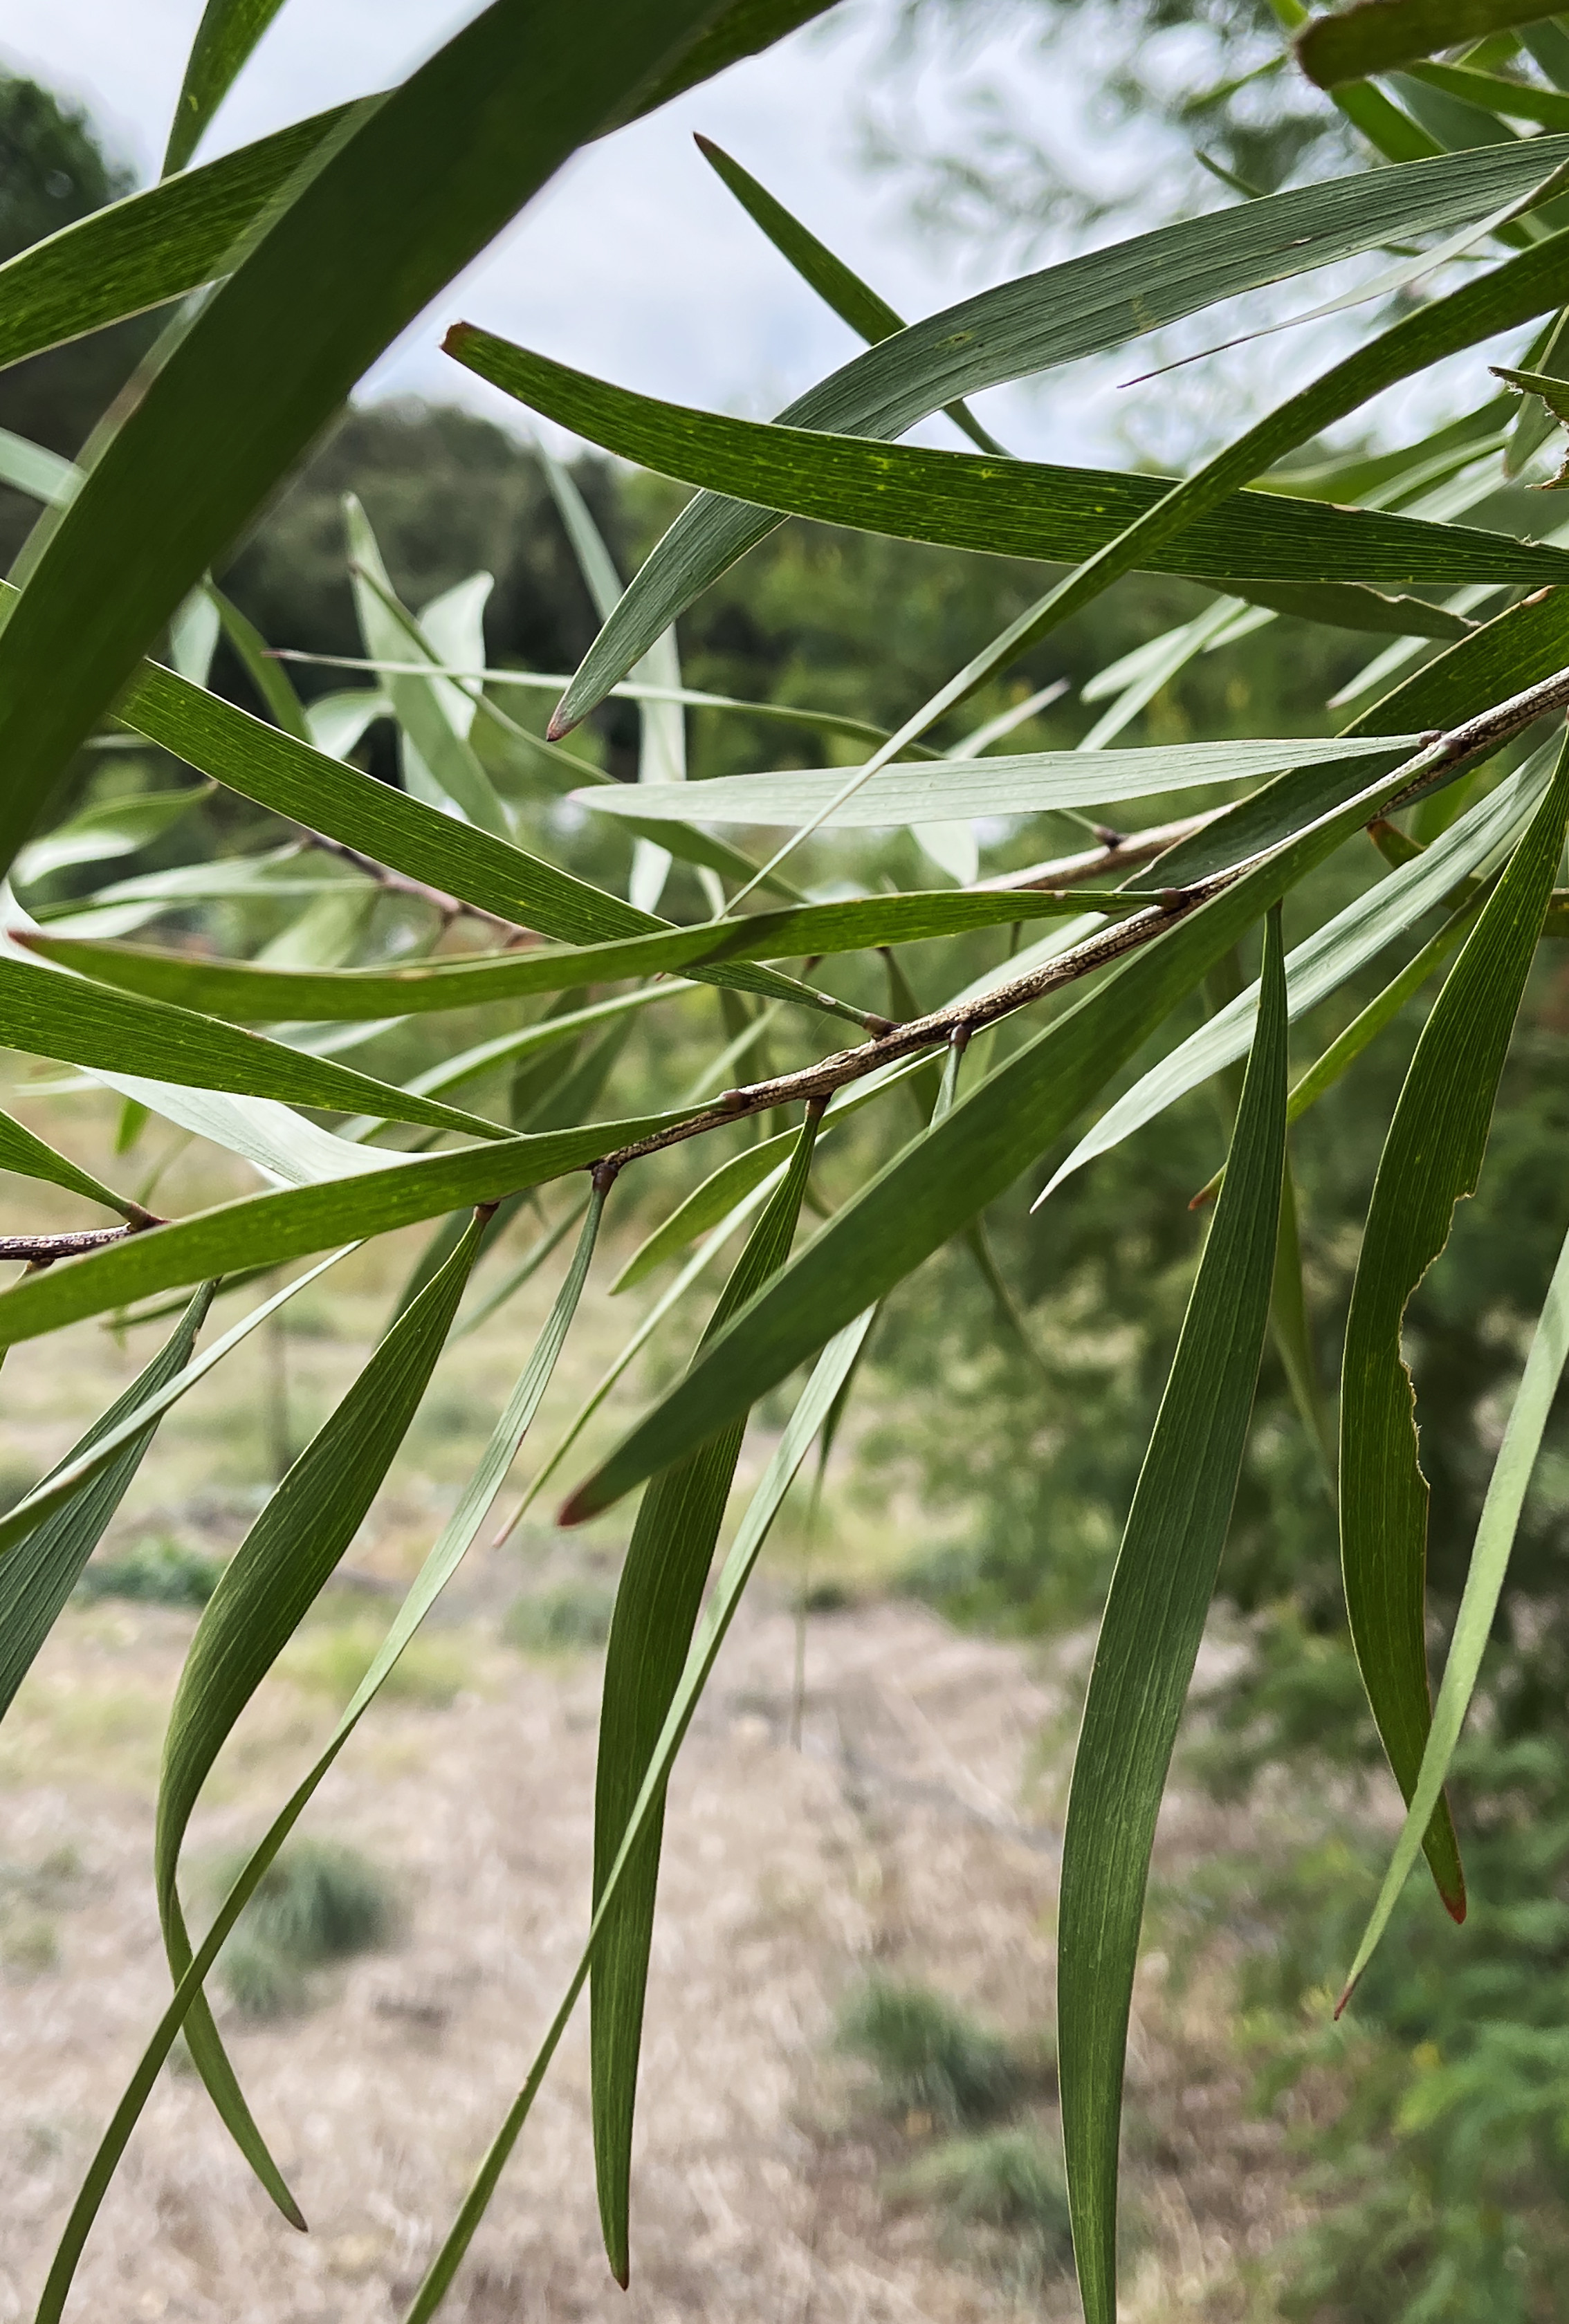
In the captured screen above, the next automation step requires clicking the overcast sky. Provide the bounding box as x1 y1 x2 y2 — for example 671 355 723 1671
0 0 1085 454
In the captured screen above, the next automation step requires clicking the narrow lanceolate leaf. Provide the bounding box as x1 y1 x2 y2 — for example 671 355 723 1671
610 1128 799 1292
591 1110 821 2285
526 137 1569 726
0 1103 148 1221
403 1307 871 2324
0 1286 212 1722
574 734 1417 829
0 0 730 881
24 887 1168 1023
95 646 856 1023
612 0 847 129
694 135 1004 454
1339 1210 1569 2011
1299 0 1562 89
154 1217 484 2222
1341 736 1569 1917
0 955 511 1141
164 0 291 172
560 741 1436 1522
1059 907 1286 2324
0 1253 351 1569
0 1113 684 1350
448 331 1569 594
0 106 349 374
1042 744 1552 1198
34 1199 605 2324
345 497 512 836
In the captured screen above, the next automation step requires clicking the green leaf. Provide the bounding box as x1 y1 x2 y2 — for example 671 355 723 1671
1270 1154 1336 1488
1227 579 1474 638
448 329 1569 594
0 0 734 883
1058 905 1286 2324
591 1109 822 2281
36 1195 607 2321
403 1304 872 2324
206 581 312 741
0 1102 148 1221
493 1164 790 1538
609 1128 799 1291
98 645 861 1025
1339 1205 1569 2010
0 1112 684 1351
0 104 349 376
575 733 1418 827
1191 891 1487 1208
514 135 1569 726
0 1286 212 1721
21 885 1209 1023
1410 57 1569 131
0 424 78 507
1283 892 1485 1124
345 497 513 836
0 954 513 1140
0 4 841 399
154 1215 484 2215
607 0 849 129
15 784 204 882
694 134 1004 454
560 740 1437 1522
1041 741 1554 1197
0 1251 351 1569
1492 360 1569 481
1298 1 1566 90
1339 736 1569 1915
527 425 688 911
164 0 291 173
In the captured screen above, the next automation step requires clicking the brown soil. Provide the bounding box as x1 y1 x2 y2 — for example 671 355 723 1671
0 1101 1303 2323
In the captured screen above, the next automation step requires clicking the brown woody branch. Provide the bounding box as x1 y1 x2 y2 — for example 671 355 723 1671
593 661 1569 1177
305 832 539 947
0 1221 160 1270
973 805 1231 893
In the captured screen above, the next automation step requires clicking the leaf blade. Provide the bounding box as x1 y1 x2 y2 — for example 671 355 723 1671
1059 905 1286 2324
1339 735 1569 1914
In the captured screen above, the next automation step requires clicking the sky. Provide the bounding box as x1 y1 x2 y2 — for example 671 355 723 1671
0 0 1079 454
0 3 1485 477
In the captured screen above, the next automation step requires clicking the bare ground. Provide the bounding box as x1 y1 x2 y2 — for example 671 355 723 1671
0 1571 1308 2324
0 1098 1305 2321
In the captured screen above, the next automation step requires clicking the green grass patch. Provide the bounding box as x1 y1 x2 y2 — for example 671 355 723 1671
836 1973 1025 2129
504 1578 616 1656
77 1536 223 1607
210 1837 394 2020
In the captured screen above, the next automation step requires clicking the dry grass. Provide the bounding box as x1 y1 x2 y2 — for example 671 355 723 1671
0 1089 1303 2319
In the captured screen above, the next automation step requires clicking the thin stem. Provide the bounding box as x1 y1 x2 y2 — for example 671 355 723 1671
591 668 1569 1178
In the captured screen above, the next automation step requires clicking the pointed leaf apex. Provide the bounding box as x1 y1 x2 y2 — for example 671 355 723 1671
557 1482 596 1528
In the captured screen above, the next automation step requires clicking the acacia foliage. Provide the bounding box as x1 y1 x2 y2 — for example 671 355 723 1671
6 4 1569 2318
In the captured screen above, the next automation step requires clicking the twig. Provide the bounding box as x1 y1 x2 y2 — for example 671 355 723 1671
592 665 1569 1177
0 1222 160 1270
305 831 536 945
973 806 1231 892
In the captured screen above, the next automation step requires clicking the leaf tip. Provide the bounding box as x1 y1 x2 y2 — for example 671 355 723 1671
440 320 477 360
556 1482 598 1528
547 699 578 743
